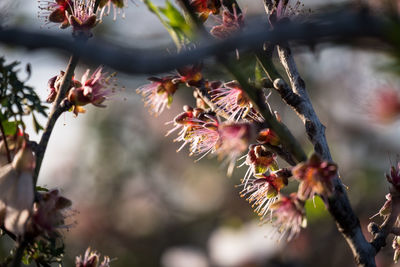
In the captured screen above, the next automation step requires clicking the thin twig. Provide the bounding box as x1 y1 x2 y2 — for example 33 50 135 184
371 194 400 254
33 54 78 185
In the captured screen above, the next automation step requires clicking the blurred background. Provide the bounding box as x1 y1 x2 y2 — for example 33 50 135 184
1 0 400 266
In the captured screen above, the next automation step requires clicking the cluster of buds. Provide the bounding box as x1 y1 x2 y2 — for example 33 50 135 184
292 154 337 201
76 247 111 267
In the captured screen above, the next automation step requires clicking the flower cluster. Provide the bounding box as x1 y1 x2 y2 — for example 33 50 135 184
167 106 254 175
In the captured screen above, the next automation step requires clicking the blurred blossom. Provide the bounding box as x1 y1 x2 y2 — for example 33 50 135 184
161 247 209 267
210 9 244 39
98 0 129 21
208 221 283 267
136 76 179 116
76 247 111 267
369 87 400 123
0 143 35 236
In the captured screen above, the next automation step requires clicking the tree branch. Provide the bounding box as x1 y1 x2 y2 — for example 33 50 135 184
0 10 386 75
33 53 78 185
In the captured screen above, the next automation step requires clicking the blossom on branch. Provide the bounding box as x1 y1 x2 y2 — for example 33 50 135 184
269 193 307 241
256 128 280 146
210 81 263 122
210 8 244 39
239 170 288 219
38 0 73 28
292 154 337 200
67 66 114 116
166 106 219 155
46 71 81 103
136 76 179 116
238 144 278 186
68 0 99 37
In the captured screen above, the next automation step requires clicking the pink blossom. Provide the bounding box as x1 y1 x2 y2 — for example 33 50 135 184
370 87 400 123
210 81 263 122
38 0 73 28
210 8 244 39
166 106 220 158
216 122 254 176
269 193 307 241
239 171 288 219
67 66 114 116
238 144 278 186
68 0 98 37
136 76 179 116
292 154 337 201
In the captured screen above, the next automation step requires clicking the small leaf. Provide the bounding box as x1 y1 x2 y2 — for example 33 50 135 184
32 113 43 133
1 120 18 136
36 186 49 192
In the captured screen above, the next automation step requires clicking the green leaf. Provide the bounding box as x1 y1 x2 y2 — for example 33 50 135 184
1 120 18 136
36 186 49 192
32 113 43 134
304 195 329 223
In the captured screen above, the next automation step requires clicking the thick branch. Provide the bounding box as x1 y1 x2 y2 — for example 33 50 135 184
0 10 386 75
